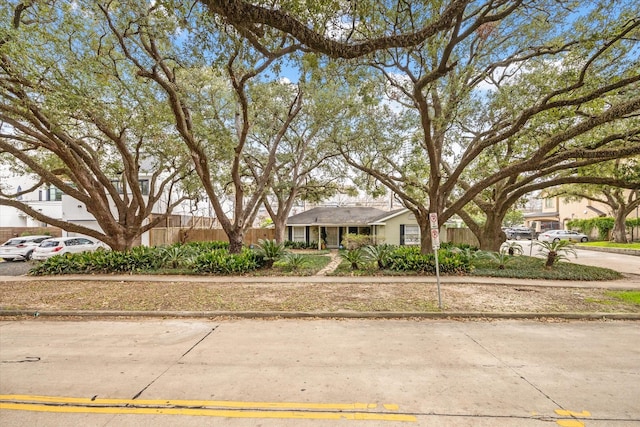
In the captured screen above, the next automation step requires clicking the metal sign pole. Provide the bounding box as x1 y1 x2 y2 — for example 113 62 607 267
434 245 442 309
429 213 442 310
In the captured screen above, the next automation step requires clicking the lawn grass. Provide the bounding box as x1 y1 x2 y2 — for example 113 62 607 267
470 256 622 281
606 290 640 305
578 241 640 250
269 254 332 276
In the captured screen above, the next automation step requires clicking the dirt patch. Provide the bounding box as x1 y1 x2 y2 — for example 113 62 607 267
1 280 638 314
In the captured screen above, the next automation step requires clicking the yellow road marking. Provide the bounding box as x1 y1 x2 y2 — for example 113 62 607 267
0 394 376 411
556 421 585 427
555 409 591 417
0 395 416 422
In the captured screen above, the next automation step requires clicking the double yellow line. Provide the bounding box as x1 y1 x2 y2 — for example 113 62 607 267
0 394 416 422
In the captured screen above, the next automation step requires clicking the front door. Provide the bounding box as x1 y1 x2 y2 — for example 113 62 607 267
325 227 339 248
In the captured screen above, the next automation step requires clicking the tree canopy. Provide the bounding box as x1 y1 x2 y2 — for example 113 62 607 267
1 0 638 252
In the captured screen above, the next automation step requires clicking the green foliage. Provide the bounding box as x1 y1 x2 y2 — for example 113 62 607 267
284 240 319 249
501 241 523 256
278 253 309 272
362 244 394 269
503 210 525 227
341 233 373 250
181 241 230 251
566 217 615 240
254 239 289 268
29 253 83 275
29 246 163 275
534 240 578 268
579 241 640 250
440 242 479 251
386 246 470 274
339 248 366 270
192 248 261 274
386 246 433 273
626 217 640 228
159 245 196 269
605 291 640 305
471 256 622 281
479 249 515 270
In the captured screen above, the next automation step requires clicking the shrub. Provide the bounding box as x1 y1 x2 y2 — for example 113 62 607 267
339 248 366 270
387 246 434 273
479 249 512 270
193 248 261 274
280 253 309 272
567 217 614 240
29 253 83 275
362 244 394 269
159 245 195 269
284 240 318 250
386 246 471 274
254 239 288 268
182 241 230 252
341 233 373 250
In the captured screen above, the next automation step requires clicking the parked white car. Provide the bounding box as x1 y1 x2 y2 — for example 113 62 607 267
537 230 588 243
0 235 52 261
32 237 108 260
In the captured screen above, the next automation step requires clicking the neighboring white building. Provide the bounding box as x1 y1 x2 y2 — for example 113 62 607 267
0 167 209 245
0 173 63 228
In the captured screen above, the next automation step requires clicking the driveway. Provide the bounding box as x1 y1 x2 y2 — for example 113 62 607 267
0 261 33 276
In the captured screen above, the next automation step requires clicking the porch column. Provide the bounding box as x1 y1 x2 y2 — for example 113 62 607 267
318 226 321 250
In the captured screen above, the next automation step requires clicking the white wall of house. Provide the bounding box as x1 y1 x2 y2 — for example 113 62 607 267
374 210 420 246
1 169 188 246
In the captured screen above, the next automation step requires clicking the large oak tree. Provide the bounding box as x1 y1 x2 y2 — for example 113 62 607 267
0 2 196 250
335 0 640 251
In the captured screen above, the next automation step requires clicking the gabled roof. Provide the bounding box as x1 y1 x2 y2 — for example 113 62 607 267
369 208 410 224
286 207 389 226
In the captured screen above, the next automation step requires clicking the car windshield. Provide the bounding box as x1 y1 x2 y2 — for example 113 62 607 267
3 239 26 246
40 240 60 248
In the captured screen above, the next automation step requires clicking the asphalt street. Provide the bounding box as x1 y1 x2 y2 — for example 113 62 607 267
1 319 639 426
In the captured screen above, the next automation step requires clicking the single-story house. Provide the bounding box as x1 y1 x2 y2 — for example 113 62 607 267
286 207 422 249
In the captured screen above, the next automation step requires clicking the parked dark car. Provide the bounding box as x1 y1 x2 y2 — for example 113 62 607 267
505 227 535 240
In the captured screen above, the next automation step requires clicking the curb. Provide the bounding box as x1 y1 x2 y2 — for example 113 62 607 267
2 310 639 320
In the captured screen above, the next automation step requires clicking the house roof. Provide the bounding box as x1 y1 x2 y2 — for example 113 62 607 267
369 208 410 224
286 207 390 226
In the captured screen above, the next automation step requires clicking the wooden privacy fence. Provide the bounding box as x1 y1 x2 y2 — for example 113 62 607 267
446 228 480 247
149 227 275 247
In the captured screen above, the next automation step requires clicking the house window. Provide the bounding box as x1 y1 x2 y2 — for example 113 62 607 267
544 198 555 209
292 226 306 242
39 186 62 201
139 179 149 196
402 224 420 245
110 179 150 195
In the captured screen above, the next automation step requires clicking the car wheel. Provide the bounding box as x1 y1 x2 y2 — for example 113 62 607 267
25 251 33 261
1 258 15 262
581 237 588 242
553 238 560 243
